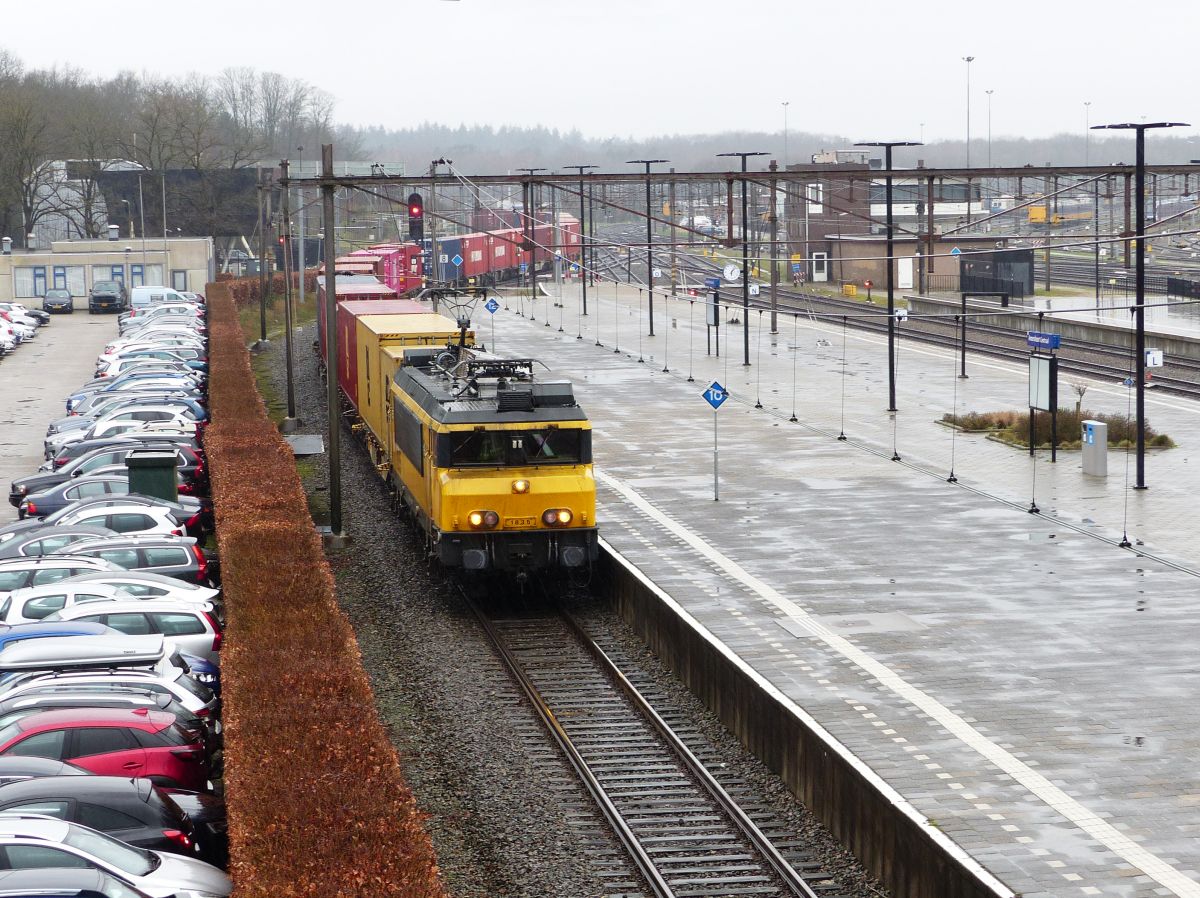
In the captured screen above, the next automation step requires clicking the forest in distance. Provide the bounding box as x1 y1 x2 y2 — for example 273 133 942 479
2 47 1197 243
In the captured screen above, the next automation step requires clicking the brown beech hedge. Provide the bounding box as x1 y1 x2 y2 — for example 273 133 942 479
205 283 446 897
220 272 318 310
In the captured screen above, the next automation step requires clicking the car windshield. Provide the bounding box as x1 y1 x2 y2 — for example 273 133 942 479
63 822 158 875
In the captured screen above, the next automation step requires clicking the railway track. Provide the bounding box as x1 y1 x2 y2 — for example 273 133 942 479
465 592 849 898
557 224 1200 397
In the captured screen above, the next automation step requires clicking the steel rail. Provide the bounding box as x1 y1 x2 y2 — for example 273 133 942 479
463 592 676 898
561 612 821 898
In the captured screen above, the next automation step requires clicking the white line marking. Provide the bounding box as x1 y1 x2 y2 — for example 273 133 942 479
597 468 1200 897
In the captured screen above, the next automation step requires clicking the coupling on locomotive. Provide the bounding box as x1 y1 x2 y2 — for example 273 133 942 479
319 274 598 578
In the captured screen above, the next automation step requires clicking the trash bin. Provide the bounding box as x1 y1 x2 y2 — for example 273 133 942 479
126 448 178 502
1081 420 1107 477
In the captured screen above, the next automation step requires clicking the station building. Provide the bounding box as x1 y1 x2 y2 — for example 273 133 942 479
0 235 215 302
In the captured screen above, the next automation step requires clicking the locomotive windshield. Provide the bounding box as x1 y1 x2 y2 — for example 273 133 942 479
440 429 588 467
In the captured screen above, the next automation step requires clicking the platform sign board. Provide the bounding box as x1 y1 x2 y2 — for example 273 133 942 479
749 284 760 296
707 290 720 327
1027 331 1061 350
519 262 527 274
484 297 500 315
704 277 721 290
1028 354 1058 412
1145 348 1164 368
703 381 728 410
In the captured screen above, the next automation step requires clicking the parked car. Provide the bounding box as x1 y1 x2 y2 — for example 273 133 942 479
0 527 117 561
127 287 192 314
41 496 211 540
0 690 205 744
0 559 121 600
1 585 143 624
19 475 187 520
0 671 217 723
43 434 203 473
0 867 155 898
95 357 207 381
0 775 217 860
0 708 210 790
0 303 47 328
0 756 90 786
0 815 230 896
0 623 117 653
55 573 218 608
13 445 203 509
49 506 190 539
46 602 221 664
88 281 128 314
51 537 214 587
42 289 74 314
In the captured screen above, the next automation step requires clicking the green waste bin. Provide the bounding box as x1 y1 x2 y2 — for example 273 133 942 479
126 448 178 502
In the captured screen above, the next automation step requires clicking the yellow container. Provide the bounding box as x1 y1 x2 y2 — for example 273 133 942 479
355 312 471 448
842 284 857 298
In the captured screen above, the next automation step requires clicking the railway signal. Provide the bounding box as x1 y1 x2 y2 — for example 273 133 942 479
407 192 424 241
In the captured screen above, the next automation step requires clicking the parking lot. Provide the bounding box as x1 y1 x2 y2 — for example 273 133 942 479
0 313 115 523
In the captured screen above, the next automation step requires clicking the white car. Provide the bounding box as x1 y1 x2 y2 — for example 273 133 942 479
1 582 140 624
47 599 222 663
53 503 185 537
0 557 121 601
59 571 220 605
0 316 33 342
0 815 230 897
95 357 199 379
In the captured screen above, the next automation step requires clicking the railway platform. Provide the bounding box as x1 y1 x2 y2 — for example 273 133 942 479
481 280 1200 898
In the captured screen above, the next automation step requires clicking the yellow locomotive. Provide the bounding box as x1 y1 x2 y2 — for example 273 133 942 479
333 289 598 577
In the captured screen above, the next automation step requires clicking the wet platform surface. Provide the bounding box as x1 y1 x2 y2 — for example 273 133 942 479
483 282 1200 898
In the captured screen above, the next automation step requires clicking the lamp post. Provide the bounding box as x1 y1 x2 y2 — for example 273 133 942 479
986 90 994 167
963 56 975 167
517 167 546 305
1092 121 1188 491
627 159 668 336
1084 102 1091 166
296 146 305 321
716 151 768 366
855 140 922 412
782 101 790 166
564 165 598 316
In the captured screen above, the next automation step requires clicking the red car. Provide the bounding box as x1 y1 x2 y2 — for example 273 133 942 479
0 707 209 791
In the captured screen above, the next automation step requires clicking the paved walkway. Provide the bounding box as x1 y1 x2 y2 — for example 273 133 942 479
0 312 116 524
486 281 1200 898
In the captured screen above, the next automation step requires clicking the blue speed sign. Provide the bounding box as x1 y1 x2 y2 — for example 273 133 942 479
703 381 728 410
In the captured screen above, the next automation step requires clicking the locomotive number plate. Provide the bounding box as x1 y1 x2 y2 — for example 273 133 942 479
505 516 536 527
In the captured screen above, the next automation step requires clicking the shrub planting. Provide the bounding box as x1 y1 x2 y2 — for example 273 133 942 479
941 407 1174 449
205 282 445 898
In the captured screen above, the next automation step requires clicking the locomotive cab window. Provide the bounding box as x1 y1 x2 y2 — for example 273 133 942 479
439 429 589 467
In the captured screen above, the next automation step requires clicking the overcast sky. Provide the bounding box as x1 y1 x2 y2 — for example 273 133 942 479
6 0 1198 146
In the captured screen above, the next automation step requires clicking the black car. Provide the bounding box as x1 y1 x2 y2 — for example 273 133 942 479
0 775 222 862
88 281 127 314
42 289 74 314
11 444 205 507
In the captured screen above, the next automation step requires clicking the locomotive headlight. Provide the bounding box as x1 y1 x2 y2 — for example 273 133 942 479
469 510 500 529
512 479 530 494
542 508 573 527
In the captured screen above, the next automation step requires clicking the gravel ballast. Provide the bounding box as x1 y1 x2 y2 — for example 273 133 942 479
257 321 888 898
